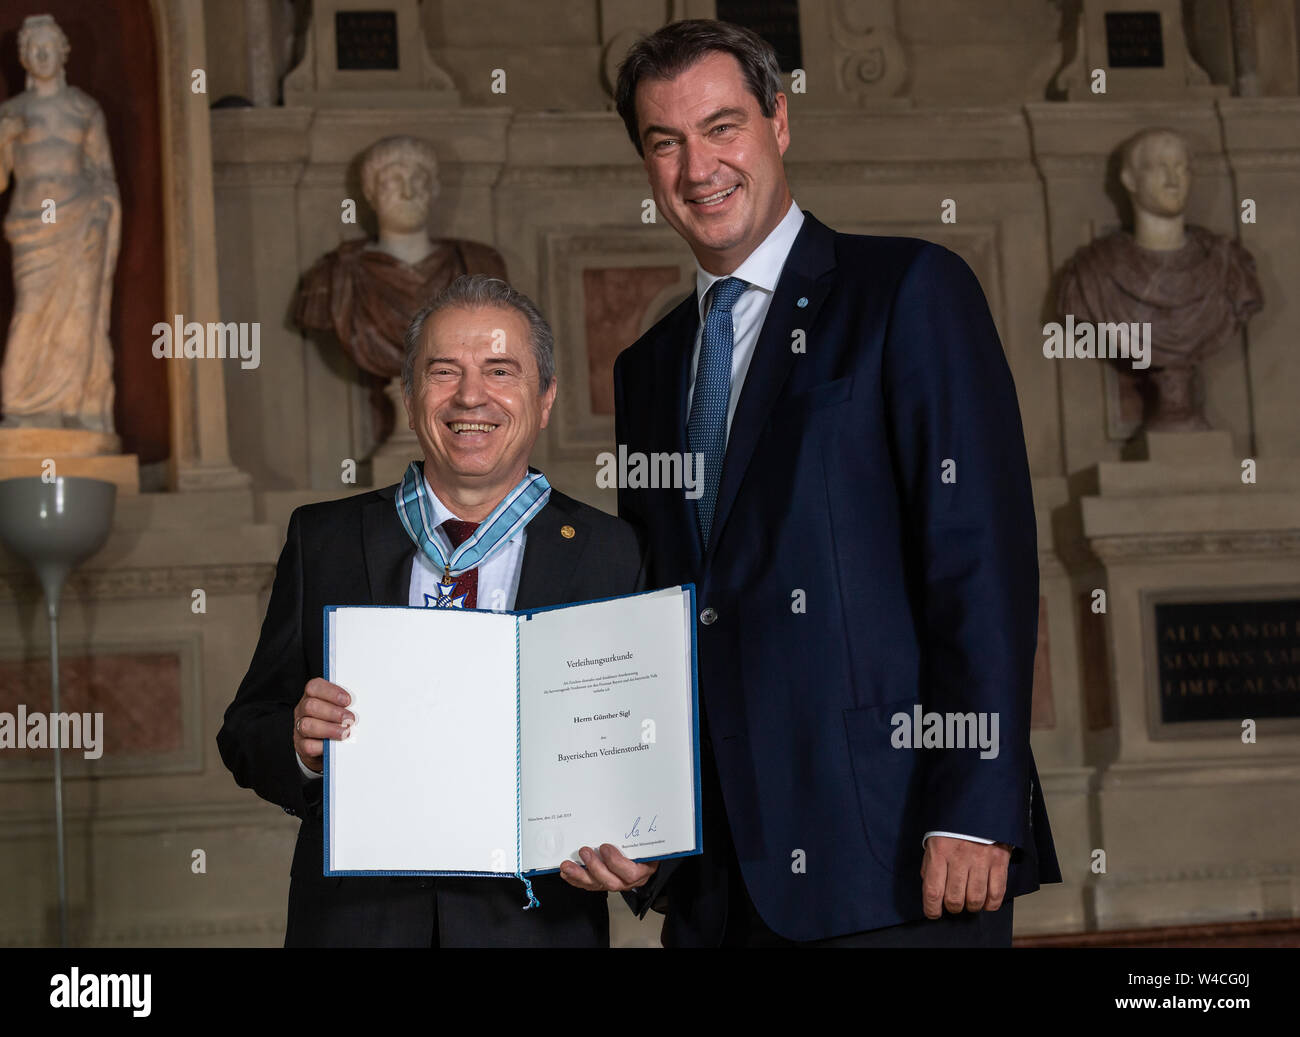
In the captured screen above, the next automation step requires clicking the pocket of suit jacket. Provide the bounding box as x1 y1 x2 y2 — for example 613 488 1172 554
770 375 854 428
842 699 926 875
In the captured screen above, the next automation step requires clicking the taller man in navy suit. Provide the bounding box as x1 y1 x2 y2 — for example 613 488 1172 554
559 19 1061 946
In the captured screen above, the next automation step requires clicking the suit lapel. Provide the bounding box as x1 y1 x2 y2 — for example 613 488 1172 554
366 483 585 612
670 297 705 569
515 497 585 611
669 295 698 460
362 486 416 606
707 212 838 556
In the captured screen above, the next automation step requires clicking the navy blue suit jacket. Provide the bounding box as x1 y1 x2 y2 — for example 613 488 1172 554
613 210 1061 943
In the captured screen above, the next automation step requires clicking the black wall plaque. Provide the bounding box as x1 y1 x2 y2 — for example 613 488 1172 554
716 0 802 73
336 10 399 71
1105 11 1165 68
1156 599 1300 722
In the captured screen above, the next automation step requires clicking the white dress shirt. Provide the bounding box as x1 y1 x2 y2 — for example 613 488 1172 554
687 198 805 442
684 200 994 852
406 473 527 614
296 476 528 780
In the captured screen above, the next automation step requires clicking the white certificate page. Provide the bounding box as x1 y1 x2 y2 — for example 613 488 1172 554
517 587 698 872
326 607 520 874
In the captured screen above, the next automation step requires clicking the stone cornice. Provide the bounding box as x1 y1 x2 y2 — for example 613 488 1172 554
1 912 285 948
1098 860 1299 887
212 161 305 187
1227 151 1300 170
495 157 1039 186
1089 530 1300 558
0 563 273 600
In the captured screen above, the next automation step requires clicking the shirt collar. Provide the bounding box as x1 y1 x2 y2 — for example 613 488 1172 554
421 471 526 543
695 198 804 322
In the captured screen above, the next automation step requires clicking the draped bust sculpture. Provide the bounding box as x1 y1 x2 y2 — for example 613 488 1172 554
1058 128 1262 432
0 14 121 433
295 135 506 449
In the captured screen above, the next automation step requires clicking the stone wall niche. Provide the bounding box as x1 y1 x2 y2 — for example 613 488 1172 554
1055 0 1225 100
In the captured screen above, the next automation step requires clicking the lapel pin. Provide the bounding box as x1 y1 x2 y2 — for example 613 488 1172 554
796 297 808 308
560 525 576 539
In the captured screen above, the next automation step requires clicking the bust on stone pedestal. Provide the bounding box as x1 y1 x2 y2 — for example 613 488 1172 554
295 135 506 457
1057 127 1263 432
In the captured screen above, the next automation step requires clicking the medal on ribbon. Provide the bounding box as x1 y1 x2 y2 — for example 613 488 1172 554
395 461 552 607
423 582 469 609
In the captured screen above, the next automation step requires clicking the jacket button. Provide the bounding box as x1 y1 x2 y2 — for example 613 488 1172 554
699 607 717 625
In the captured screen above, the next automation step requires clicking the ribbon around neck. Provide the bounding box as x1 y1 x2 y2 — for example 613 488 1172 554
395 462 552 579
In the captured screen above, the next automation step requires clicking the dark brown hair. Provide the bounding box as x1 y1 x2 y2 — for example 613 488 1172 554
614 19 783 158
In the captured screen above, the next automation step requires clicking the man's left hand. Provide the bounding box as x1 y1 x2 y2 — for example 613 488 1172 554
559 844 658 892
920 836 1012 918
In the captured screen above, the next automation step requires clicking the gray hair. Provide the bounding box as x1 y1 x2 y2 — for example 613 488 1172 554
614 19 783 159
402 275 555 395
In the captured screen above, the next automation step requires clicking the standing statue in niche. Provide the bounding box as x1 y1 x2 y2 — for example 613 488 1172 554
1058 127 1262 432
0 14 121 433
296 135 507 450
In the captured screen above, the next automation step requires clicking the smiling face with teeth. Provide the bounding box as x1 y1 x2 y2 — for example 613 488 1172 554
636 50 792 274
403 304 556 521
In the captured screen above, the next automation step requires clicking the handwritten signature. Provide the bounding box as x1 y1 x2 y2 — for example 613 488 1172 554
625 814 658 839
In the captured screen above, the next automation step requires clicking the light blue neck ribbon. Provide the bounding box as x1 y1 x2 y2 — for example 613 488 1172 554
395 462 552 580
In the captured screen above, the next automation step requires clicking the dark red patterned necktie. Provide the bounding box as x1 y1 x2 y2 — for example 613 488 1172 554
440 519 479 608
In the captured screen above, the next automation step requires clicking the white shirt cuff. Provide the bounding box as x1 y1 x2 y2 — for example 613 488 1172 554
922 830 995 848
296 746 321 781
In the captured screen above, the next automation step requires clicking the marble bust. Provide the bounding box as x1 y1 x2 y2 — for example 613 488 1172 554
295 135 507 447
1057 127 1263 431
0 14 121 433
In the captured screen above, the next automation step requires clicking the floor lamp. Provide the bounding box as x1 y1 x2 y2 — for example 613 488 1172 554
0 475 116 947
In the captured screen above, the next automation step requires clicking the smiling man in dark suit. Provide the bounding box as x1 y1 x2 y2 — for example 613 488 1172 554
560 19 1061 946
217 274 642 947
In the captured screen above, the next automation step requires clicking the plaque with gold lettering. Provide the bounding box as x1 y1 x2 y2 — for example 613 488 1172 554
1152 598 1300 730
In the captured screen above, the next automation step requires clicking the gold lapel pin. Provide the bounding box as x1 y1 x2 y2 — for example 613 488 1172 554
560 524 576 539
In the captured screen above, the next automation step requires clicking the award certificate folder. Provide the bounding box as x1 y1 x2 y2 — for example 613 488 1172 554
322 585 701 877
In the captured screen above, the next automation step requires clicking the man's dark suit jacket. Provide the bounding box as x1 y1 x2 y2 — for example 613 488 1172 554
613 210 1062 945
216 480 642 947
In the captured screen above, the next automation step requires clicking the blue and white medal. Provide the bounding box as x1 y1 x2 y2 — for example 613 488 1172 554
395 461 552 609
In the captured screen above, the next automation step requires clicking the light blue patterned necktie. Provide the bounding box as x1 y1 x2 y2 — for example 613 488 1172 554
687 276 748 547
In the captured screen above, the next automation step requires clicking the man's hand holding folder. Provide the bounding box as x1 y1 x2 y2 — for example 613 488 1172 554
560 845 658 892
293 678 354 776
